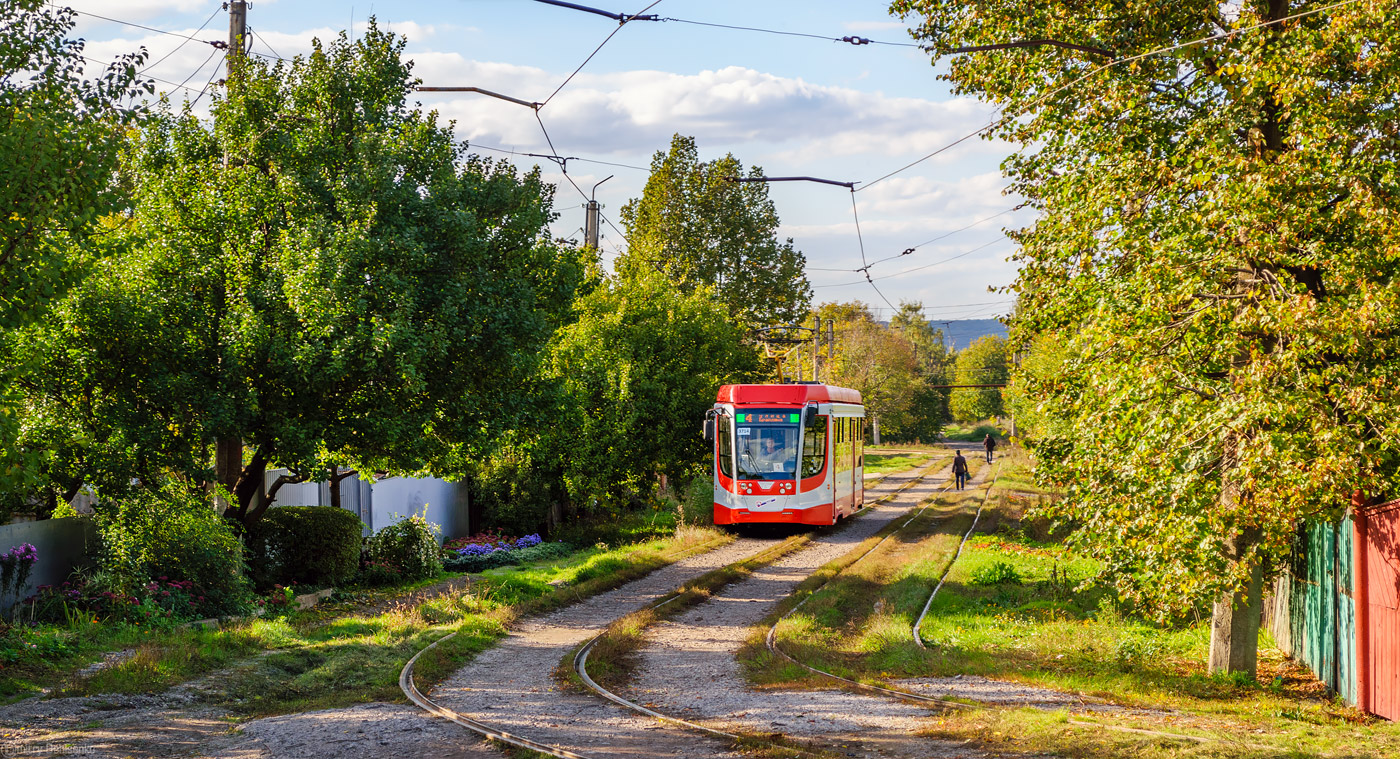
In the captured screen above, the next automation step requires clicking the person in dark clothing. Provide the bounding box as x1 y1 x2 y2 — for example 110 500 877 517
952 450 968 490
983 433 997 463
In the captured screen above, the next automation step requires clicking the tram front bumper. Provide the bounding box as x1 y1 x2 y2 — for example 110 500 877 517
713 502 833 526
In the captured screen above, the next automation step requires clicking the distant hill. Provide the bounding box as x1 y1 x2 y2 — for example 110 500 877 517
930 319 1007 352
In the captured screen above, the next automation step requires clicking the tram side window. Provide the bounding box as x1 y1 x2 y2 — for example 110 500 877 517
802 414 828 478
856 419 864 467
717 415 733 478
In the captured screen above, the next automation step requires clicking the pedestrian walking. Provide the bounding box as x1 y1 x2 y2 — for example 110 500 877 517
952 450 968 490
983 433 997 463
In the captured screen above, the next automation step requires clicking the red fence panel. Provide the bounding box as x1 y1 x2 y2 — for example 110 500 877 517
1359 500 1400 721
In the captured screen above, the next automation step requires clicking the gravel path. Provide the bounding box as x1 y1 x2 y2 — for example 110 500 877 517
415 465 944 759
625 462 996 759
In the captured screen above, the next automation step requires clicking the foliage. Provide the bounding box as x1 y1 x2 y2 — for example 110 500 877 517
545 266 759 515
894 0 1400 671
890 302 953 439
246 506 364 589
89 484 251 617
441 541 572 573
617 134 812 328
969 559 1024 586
0 543 37 602
12 21 585 526
0 1 150 498
818 301 924 440
363 512 442 581
949 335 1008 423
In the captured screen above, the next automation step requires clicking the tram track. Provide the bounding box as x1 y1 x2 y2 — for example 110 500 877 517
400 459 948 759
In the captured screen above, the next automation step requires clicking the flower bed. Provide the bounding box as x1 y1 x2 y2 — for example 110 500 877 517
441 533 571 572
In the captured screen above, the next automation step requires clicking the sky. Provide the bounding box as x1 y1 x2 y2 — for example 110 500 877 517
66 0 1031 324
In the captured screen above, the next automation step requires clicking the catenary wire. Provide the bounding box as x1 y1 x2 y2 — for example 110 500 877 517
136 4 223 76
541 0 665 107
660 16 921 47
856 0 1365 193
175 46 223 95
78 54 206 97
57 4 223 45
250 27 285 60
467 142 649 172
813 238 1008 289
189 51 227 108
858 206 1021 271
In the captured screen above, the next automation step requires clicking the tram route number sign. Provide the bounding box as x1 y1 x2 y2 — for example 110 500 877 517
735 412 799 424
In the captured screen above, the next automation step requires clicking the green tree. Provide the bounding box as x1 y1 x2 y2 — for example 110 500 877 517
618 134 811 328
820 302 922 443
547 266 759 514
0 1 149 502
15 23 583 527
949 335 1008 423
890 301 952 440
895 0 1400 674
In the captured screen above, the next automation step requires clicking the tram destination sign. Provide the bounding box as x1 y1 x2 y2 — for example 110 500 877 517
735 411 799 424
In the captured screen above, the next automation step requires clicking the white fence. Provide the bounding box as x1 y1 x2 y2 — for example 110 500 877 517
266 470 470 542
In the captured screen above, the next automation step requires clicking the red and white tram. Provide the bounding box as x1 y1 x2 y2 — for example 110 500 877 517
704 383 866 526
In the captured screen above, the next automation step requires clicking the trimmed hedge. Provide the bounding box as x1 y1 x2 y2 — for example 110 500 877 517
246 506 364 588
443 541 572 573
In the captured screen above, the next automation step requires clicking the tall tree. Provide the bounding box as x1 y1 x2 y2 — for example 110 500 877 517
890 301 953 439
820 301 922 442
0 1 149 500
894 0 1400 674
949 335 1008 423
618 134 812 328
15 23 584 526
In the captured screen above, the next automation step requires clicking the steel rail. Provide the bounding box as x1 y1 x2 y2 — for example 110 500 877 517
399 459 947 759
400 632 598 759
912 468 1000 647
763 466 983 711
765 466 1218 746
568 458 948 755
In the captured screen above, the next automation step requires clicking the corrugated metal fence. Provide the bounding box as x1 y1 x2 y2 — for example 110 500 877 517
1270 502 1400 721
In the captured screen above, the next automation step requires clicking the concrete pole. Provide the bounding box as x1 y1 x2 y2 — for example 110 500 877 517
585 200 599 249
228 1 247 78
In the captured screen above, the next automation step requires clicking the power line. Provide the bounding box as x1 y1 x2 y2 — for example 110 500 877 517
250 26 285 60
660 17 920 48
812 238 1008 288
855 0 1366 193
136 4 223 76
857 206 1021 272
78 54 204 97
541 0 666 108
60 4 227 48
190 51 227 108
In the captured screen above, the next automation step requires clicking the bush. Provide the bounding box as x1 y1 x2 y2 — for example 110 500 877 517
363 512 442 581
970 560 1023 586
89 484 251 618
442 541 572 573
246 506 364 589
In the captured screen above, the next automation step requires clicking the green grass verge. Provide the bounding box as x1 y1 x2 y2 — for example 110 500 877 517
739 470 1400 758
10 524 729 718
863 450 942 476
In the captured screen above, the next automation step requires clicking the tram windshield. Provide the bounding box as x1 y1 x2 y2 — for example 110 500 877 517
734 409 800 480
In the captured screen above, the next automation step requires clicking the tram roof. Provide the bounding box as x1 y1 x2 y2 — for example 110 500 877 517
716 383 863 405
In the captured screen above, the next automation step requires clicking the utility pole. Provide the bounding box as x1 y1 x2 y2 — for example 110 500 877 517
228 1 247 78
826 320 833 383
812 315 820 382
585 175 611 250
215 0 249 511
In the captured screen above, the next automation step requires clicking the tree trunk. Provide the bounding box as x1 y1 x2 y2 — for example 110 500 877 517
872 415 881 446
329 465 341 510
1208 524 1264 677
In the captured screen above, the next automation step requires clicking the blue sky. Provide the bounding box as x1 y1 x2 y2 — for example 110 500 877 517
69 0 1028 322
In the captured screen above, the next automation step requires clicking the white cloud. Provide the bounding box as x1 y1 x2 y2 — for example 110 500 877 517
64 1 213 21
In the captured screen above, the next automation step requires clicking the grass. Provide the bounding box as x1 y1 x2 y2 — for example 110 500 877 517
737 469 1400 758
8 522 729 718
941 421 1008 442
862 450 943 476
